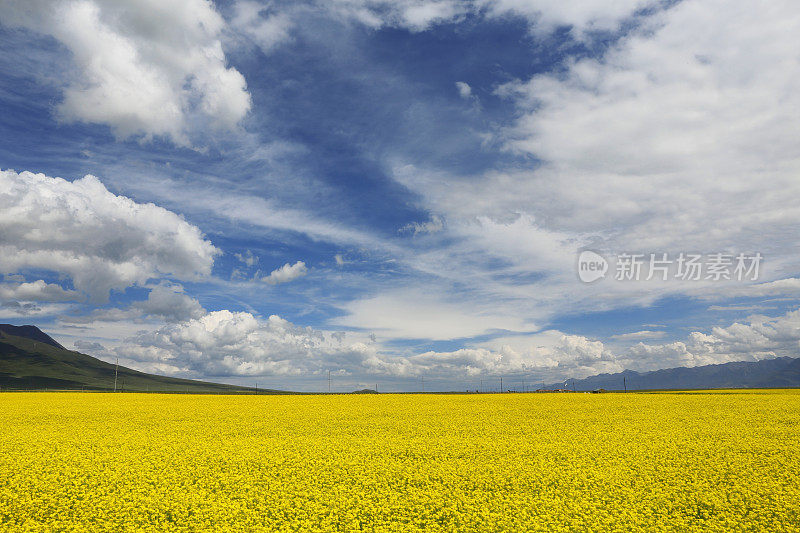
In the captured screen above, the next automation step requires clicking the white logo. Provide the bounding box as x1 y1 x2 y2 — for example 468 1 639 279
577 250 608 283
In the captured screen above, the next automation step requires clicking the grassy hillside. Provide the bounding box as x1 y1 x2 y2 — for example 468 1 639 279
0 327 286 393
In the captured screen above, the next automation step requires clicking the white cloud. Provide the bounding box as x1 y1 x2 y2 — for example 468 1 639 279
112 309 610 381
323 0 465 32
611 330 666 341
232 0 652 54
455 81 472 99
726 279 800 298
482 0 654 35
399 215 444 235
332 287 535 340
231 0 294 52
334 254 346 266
384 0 800 333
0 169 219 301
0 301 72 318
406 308 800 380
73 340 107 353
59 283 205 324
135 283 206 322
261 261 308 285
114 310 379 377
619 310 800 370
106 305 800 383
408 330 621 379
234 250 259 267
1 0 251 145
493 0 800 257
707 305 775 312
0 280 80 302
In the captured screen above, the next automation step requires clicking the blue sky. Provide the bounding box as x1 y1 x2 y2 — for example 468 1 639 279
1 0 800 391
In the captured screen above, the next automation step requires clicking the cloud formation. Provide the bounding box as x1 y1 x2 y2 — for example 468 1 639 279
114 310 377 377
231 0 654 56
0 169 218 301
382 0 800 334
1 0 251 144
60 283 205 325
110 307 800 384
0 280 80 302
262 261 308 285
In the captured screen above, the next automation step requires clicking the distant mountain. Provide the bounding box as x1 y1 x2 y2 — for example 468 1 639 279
0 324 287 393
548 357 800 391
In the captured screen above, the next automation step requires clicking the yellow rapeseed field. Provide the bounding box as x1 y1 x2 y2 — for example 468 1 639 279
0 390 798 531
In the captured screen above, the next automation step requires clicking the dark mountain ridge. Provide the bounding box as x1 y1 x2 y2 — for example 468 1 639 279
0 324 64 349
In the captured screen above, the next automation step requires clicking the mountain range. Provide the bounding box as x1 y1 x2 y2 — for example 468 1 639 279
546 356 800 391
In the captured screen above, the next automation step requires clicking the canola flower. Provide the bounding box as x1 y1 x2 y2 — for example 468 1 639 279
0 390 798 531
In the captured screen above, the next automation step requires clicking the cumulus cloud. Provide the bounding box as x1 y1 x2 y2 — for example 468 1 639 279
0 0 251 145
134 283 206 322
109 306 800 383
0 169 218 301
0 280 80 302
406 332 620 379
261 261 308 285
613 310 800 370
112 310 615 381
398 308 800 380
114 310 379 377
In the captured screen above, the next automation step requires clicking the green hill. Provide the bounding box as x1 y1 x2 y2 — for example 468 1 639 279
0 324 286 393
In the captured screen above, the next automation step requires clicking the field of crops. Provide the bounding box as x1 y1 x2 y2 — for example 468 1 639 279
1 391 798 531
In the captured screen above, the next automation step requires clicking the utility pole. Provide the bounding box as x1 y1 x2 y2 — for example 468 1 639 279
421 376 425 393
500 377 503 393
114 357 118 392
623 376 627 392
255 382 258 395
